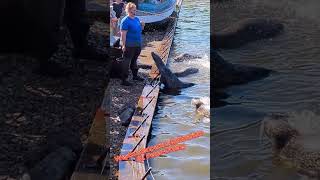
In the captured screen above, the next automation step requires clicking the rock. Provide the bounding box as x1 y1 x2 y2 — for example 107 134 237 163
16 116 26 122
47 129 82 155
119 107 135 127
29 147 77 180
23 146 48 169
20 173 31 180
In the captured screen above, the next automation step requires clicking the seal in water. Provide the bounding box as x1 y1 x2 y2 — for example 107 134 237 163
262 113 320 178
174 67 199 77
213 50 272 89
151 52 195 89
213 50 272 108
213 18 284 49
191 97 210 123
174 53 201 62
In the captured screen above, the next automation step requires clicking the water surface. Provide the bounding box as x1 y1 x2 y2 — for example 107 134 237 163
213 0 320 179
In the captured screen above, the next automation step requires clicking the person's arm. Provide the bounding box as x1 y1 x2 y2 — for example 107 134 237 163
138 17 145 30
120 30 127 51
120 19 129 51
140 21 145 30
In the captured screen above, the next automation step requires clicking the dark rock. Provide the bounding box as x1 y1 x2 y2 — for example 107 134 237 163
29 147 77 180
47 129 82 155
120 107 135 127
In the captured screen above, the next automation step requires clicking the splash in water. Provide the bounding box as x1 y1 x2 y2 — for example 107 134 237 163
287 110 320 136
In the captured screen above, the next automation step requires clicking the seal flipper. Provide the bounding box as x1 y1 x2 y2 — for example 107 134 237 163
151 52 194 89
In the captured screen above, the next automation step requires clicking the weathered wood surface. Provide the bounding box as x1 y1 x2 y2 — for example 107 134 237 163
29 147 77 180
118 0 184 179
118 85 160 180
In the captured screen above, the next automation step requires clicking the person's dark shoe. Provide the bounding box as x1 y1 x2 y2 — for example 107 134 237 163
33 61 70 77
133 76 144 81
73 45 107 62
121 80 132 86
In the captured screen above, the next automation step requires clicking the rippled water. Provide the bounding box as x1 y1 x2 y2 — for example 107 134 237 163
147 0 210 179
213 0 320 179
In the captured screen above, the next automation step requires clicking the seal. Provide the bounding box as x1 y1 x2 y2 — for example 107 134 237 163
213 50 272 89
151 52 195 89
262 113 320 178
213 18 284 49
174 53 201 62
213 50 272 108
191 97 210 123
174 68 199 77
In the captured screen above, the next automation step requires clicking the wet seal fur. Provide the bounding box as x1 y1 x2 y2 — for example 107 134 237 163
213 50 272 107
151 52 194 89
213 18 284 49
191 97 210 120
174 67 199 77
213 50 272 89
262 114 320 178
174 53 201 62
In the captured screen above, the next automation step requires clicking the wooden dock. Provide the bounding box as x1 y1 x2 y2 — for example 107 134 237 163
118 0 183 179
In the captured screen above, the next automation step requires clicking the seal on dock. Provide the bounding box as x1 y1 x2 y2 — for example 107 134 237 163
151 52 195 89
213 18 284 49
